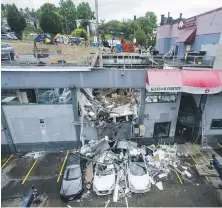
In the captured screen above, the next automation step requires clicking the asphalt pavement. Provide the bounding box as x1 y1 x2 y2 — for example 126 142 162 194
1 150 222 207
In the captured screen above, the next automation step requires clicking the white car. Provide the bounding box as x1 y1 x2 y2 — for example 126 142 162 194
127 155 151 193
93 163 116 195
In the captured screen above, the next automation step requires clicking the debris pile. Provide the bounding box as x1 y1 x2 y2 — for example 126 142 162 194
78 88 139 141
80 140 193 203
143 144 192 187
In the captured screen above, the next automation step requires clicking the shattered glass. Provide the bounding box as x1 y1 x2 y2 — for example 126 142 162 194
96 164 115 176
130 162 147 176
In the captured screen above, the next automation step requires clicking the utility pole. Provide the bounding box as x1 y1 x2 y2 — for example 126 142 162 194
95 0 99 41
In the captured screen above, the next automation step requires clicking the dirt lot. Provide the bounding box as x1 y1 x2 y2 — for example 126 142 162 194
5 40 97 63
1 146 222 207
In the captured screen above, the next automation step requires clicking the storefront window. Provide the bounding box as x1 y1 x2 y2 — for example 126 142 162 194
145 92 177 103
211 119 222 129
153 122 171 138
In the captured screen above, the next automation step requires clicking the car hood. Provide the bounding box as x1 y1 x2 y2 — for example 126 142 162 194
129 174 150 190
93 174 115 191
60 177 82 196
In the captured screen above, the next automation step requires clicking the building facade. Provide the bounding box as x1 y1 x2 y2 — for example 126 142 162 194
1 69 222 154
156 7 222 62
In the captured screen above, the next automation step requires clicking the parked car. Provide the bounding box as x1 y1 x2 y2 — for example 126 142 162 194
60 154 83 201
1 34 13 40
34 34 47 43
1 33 18 40
1 43 15 60
9 33 18 40
93 161 116 195
127 154 151 193
68 37 83 45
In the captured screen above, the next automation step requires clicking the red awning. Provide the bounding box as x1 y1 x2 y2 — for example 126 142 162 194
181 70 221 88
177 28 196 43
146 70 183 92
181 70 222 94
146 70 222 94
218 71 222 84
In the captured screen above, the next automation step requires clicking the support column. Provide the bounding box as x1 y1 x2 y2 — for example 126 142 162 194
139 88 146 124
71 87 81 148
1 107 16 153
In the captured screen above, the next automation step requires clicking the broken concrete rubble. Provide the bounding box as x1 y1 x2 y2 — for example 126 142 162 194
80 136 110 157
85 163 93 183
78 88 139 142
144 144 193 186
22 151 45 159
80 137 193 203
156 181 163 190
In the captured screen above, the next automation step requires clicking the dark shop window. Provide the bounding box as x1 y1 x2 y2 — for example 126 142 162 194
210 119 222 129
146 92 177 103
153 122 171 138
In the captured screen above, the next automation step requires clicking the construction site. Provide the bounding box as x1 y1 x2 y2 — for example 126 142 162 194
1 5 222 208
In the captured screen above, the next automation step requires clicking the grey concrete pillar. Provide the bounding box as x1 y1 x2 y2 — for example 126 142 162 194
139 88 146 124
70 87 81 148
1 107 16 153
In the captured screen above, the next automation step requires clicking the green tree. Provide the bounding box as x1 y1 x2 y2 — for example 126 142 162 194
1 4 5 11
120 36 125 43
24 7 30 18
1 10 7 18
136 12 157 36
59 0 77 34
71 28 87 40
129 20 140 35
99 20 126 35
135 27 146 46
39 3 62 34
7 4 27 38
77 2 95 20
79 19 90 30
1 4 11 11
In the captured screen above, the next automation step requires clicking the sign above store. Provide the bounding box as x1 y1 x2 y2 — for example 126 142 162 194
147 86 182 92
178 16 196 29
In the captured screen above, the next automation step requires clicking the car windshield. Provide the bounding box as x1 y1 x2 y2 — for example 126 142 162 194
130 162 147 176
63 166 81 181
96 164 114 176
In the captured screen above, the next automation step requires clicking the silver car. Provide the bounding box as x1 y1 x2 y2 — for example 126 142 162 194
60 154 83 201
1 43 15 60
1 34 13 40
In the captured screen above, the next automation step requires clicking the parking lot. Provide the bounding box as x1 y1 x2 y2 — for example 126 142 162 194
1 147 222 207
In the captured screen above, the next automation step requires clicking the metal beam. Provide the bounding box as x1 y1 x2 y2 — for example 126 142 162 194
71 87 81 148
1 68 147 89
1 107 16 153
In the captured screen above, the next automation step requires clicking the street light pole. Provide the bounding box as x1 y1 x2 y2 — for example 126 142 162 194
95 0 99 41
